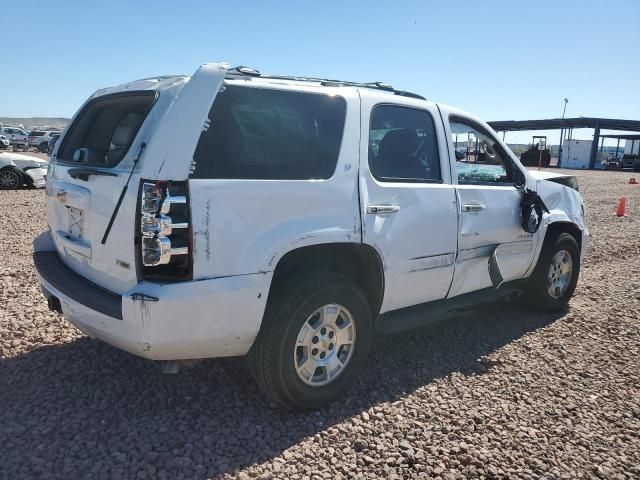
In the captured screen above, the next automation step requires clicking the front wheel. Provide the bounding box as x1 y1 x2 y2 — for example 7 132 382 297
0 168 23 189
523 232 580 311
248 272 372 411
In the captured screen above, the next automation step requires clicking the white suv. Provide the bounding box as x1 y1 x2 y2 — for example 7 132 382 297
0 125 29 148
27 130 61 152
34 63 589 410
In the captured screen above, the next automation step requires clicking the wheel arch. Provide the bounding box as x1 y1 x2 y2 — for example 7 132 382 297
270 242 385 315
544 220 583 252
525 217 584 279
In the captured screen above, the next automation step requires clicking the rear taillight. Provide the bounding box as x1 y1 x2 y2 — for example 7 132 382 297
138 181 191 281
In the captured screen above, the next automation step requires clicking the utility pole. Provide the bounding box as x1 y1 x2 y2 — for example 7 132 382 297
558 98 568 167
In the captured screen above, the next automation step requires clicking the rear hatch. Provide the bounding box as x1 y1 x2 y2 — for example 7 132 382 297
45 64 226 294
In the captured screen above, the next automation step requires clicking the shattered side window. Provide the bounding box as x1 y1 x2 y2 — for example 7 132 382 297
450 117 514 185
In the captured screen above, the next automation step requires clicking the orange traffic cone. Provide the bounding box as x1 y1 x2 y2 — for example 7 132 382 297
630 178 638 184
615 197 626 217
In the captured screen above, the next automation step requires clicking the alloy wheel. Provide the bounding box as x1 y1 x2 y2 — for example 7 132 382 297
293 303 356 387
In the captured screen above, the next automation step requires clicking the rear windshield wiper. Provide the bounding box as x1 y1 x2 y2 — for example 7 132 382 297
68 167 119 181
101 142 146 245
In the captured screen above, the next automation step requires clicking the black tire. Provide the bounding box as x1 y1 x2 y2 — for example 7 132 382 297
38 142 48 153
523 232 580 311
0 168 23 190
248 271 372 411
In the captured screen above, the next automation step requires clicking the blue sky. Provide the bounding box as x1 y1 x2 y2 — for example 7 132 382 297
1 0 638 144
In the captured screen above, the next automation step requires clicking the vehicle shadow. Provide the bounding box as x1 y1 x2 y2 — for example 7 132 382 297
0 300 566 478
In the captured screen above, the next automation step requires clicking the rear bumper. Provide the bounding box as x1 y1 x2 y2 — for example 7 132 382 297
34 251 123 319
33 231 270 361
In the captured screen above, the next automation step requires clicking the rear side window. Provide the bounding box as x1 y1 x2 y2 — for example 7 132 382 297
57 92 156 167
369 105 441 182
191 85 347 180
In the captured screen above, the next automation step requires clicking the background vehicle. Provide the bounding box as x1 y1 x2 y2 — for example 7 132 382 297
0 135 9 150
520 136 551 167
0 152 48 189
621 154 640 171
33 64 589 410
603 154 622 170
0 125 29 149
28 130 60 152
47 132 61 154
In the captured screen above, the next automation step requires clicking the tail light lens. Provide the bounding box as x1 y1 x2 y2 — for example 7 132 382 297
138 181 191 281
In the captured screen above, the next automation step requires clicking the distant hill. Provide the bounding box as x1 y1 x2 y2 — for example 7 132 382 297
0 117 70 130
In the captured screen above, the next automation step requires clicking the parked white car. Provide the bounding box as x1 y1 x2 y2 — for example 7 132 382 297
0 152 48 189
33 63 589 410
0 125 29 148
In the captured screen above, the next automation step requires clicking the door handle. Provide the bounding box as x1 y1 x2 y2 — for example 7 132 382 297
367 205 400 214
462 203 486 212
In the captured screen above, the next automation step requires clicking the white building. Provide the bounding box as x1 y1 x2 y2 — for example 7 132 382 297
561 139 601 169
624 139 639 156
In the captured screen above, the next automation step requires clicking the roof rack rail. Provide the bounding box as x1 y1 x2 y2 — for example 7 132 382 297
225 66 426 100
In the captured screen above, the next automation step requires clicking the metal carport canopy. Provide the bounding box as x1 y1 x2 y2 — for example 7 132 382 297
488 117 640 132
598 134 640 140
487 117 640 169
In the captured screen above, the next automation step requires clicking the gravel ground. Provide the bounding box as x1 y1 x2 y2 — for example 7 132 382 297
1 169 639 479
1 149 50 160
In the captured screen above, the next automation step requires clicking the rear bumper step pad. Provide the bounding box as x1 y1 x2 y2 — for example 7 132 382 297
33 251 123 320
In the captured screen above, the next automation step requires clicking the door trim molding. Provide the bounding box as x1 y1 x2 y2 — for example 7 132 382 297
408 252 455 272
457 240 533 262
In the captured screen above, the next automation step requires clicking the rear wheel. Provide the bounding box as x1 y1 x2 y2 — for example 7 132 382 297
249 271 372 411
523 232 580 311
0 168 22 189
38 142 48 153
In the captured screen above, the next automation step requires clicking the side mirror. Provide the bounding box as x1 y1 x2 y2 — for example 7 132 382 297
455 149 466 161
513 170 526 190
483 142 497 158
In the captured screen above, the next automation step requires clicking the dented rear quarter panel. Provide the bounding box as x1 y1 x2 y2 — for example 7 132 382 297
121 273 269 359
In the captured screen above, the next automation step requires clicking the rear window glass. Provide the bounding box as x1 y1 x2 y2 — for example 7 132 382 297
30 131 45 137
56 92 155 167
191 85 347 180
